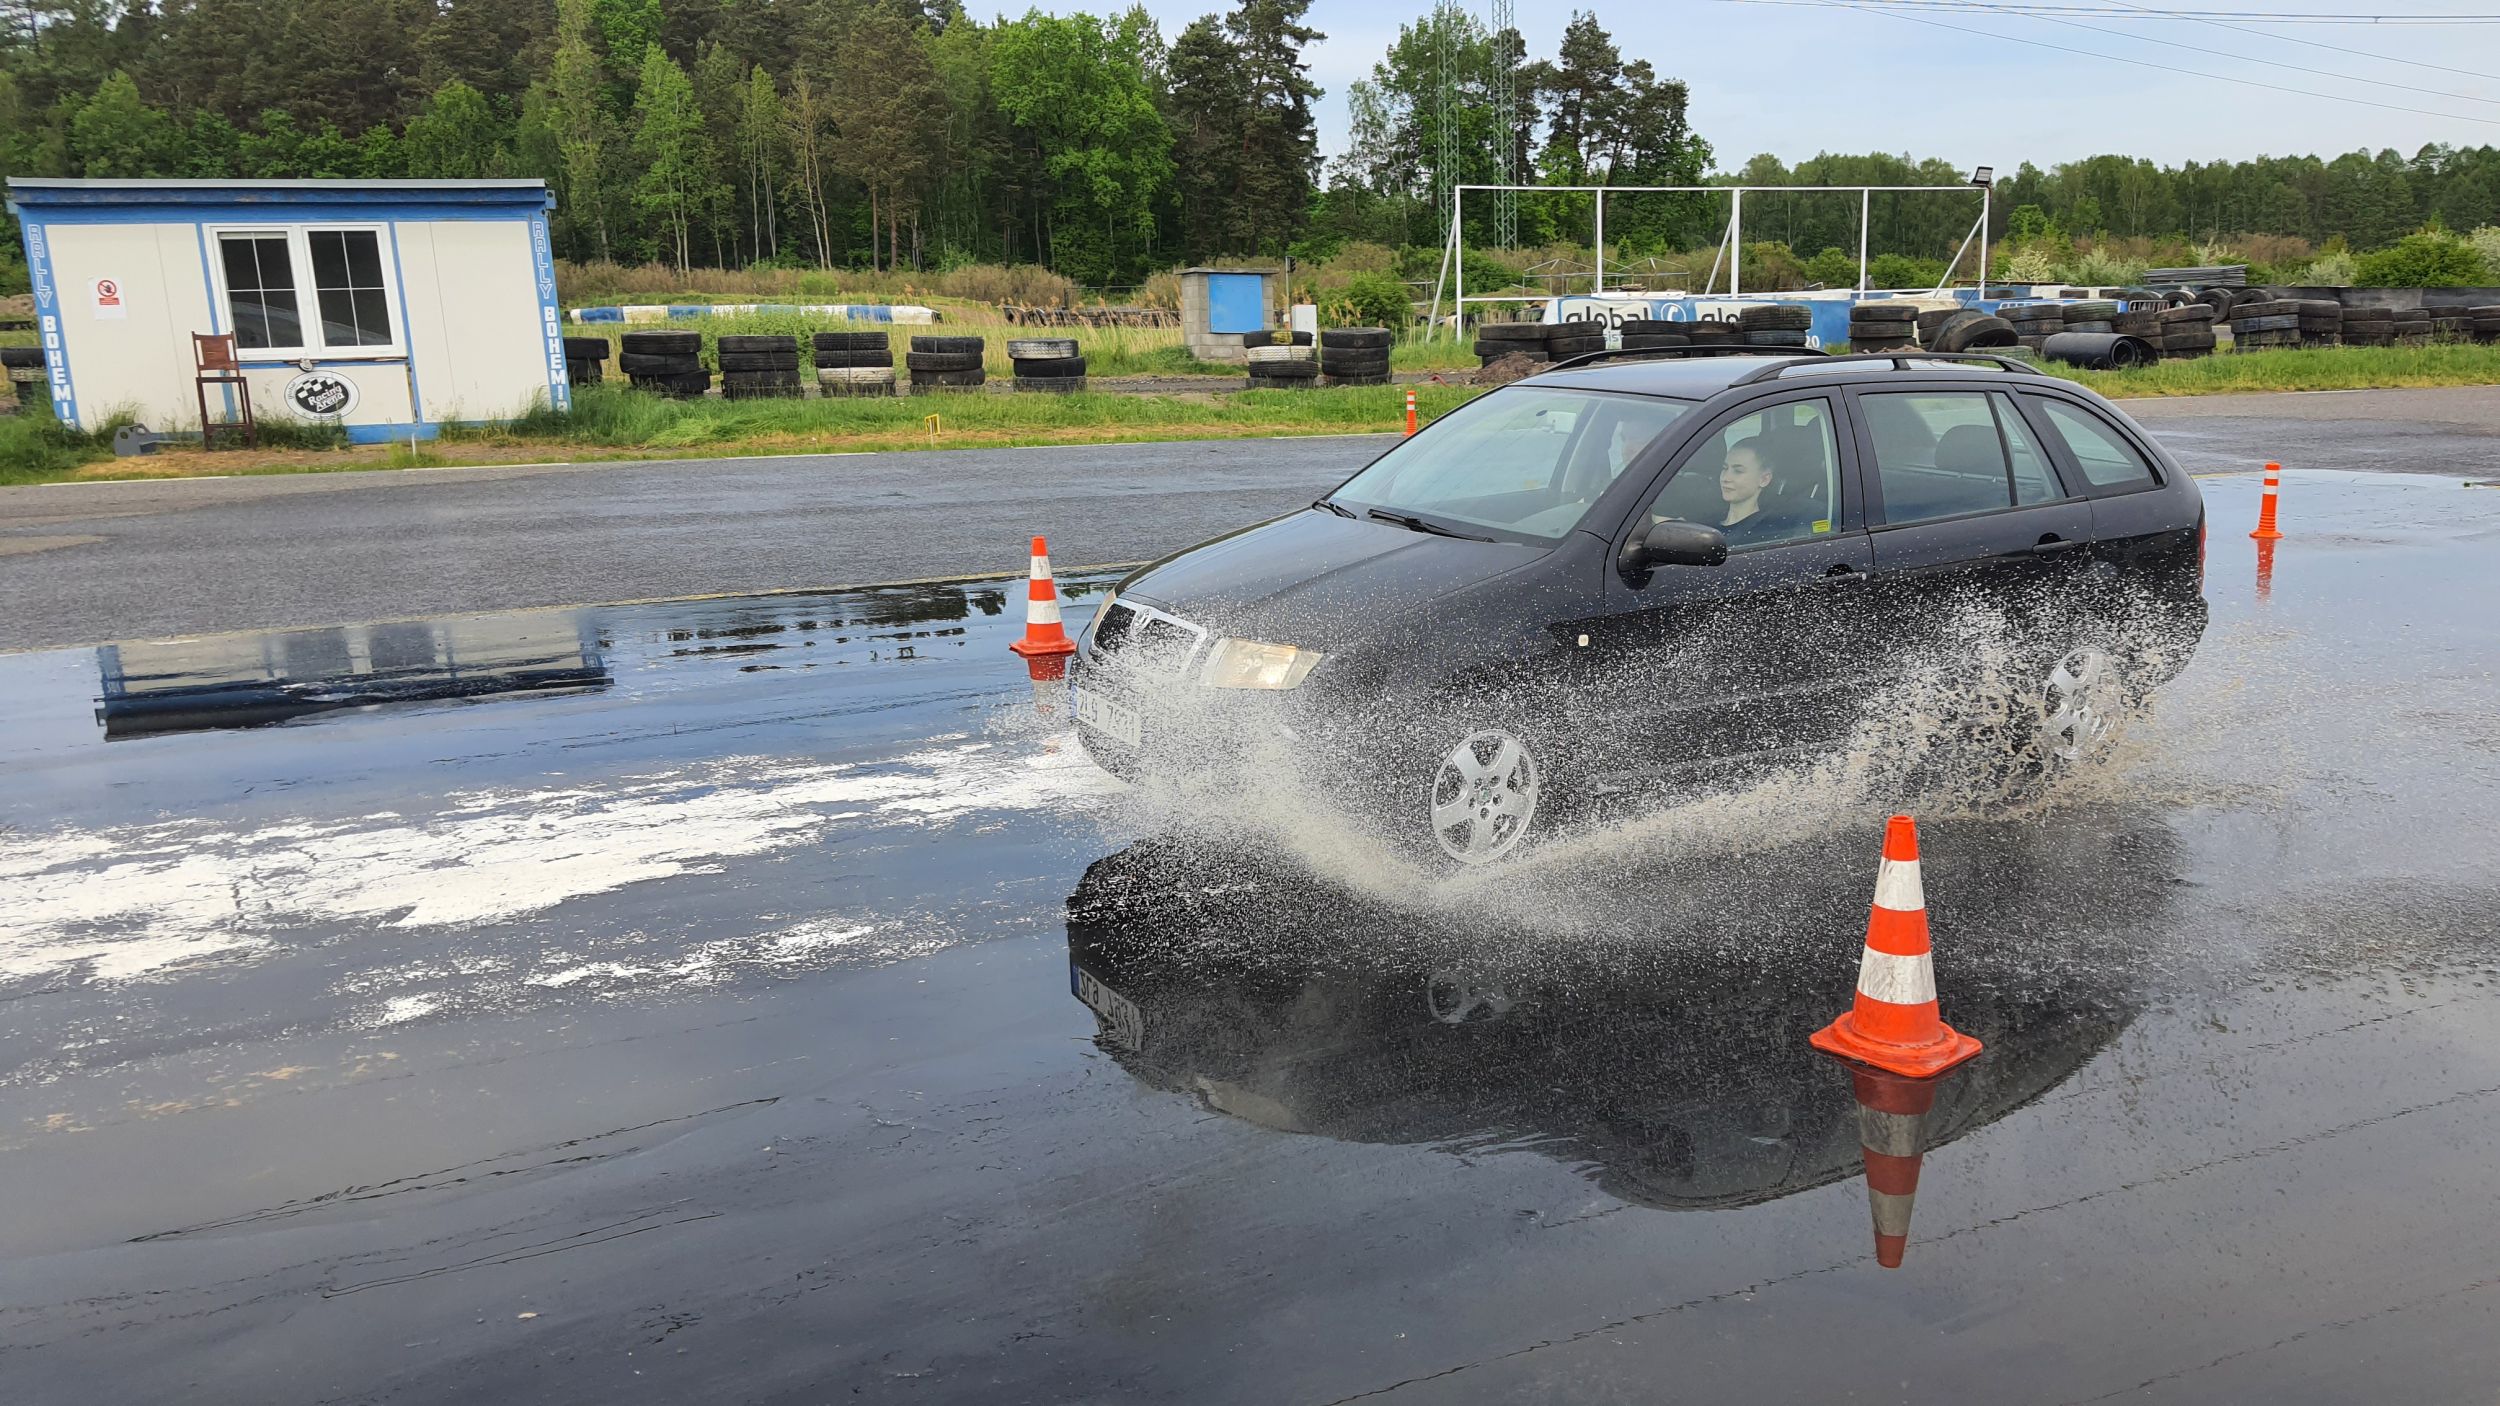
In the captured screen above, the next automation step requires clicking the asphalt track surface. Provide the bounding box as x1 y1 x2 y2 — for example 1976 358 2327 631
5 458 2500 1403
4 384 2500 652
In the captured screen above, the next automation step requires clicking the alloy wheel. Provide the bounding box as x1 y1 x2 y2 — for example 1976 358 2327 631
2040 645 2122 762
1428 729 1541 865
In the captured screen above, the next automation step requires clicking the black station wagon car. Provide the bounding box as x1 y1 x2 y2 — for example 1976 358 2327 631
1070 348 2207 865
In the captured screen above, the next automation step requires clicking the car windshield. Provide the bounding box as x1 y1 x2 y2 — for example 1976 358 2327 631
1329 387 1696 542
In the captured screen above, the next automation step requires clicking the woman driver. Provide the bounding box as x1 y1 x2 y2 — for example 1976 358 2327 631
1716 437 1788 546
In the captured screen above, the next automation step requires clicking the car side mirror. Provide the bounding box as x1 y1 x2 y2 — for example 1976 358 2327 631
1619 519 1729 581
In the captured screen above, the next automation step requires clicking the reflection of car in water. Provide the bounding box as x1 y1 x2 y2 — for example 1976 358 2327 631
1069 352 2208 865
94 617 607 739
1065 817 2176 1212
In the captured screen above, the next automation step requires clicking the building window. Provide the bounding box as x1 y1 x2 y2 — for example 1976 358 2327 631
310 230 392 348
219 233 302 350
212 226 400 356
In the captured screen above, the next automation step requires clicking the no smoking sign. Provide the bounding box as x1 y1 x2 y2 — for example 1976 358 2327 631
92 277 126 321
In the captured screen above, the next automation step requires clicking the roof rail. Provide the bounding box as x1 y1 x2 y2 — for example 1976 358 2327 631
1543 343 1828 373
1730 351 2042 386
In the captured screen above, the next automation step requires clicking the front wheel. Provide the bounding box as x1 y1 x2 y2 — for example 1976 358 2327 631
1425 727 1545 866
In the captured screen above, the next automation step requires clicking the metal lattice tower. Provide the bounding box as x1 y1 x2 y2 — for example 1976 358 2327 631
1433 0 1463 251
1488 0 1517 249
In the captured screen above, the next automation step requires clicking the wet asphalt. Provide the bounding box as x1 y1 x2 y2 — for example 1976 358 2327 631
3 462 2499 1402
5 385 2500 652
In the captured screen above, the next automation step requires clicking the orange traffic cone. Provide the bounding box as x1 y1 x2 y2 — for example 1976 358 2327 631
1808 815 1983 1078
2250 461 2284 540
1849 1066 1940 1268
1009 536 1078 686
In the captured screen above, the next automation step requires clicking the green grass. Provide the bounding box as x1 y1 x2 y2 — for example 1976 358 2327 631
475 380 1484 454
0 410 116 484
2034 341 2500 396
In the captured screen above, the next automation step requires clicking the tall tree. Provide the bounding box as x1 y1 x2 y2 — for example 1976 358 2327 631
70 70 177 176
549 0 612 259
402 79 508 179
629 45 706 272
825 4 943 272
1223 0 1322 255
989 8 1174 284
737 65 786 264
782 71 835 268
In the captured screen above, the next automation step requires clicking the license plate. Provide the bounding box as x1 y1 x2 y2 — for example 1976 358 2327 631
1071 964 1145 1051
1071 687 1142 747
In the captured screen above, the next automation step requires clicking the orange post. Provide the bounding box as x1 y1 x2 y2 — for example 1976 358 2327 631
1404 388 1418 437
2251 461 2285 540
1808 815 1984 1079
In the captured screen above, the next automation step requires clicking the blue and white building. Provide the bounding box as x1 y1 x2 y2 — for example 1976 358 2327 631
5 178 568 443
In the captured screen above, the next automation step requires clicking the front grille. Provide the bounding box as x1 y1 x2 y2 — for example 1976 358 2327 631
1090 601 1204 676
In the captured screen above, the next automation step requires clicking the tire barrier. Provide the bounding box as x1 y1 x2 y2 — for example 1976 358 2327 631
570 303 938 324
620 330 708 398
718 333 803 398
1847 302 1918 352
1319 326 1393 386
908 335 987 392
1245 342 1319 389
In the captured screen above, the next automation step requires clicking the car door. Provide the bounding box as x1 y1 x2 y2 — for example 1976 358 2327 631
2018 390 2198 593
1848 383 2095 660
1573 391 1876 784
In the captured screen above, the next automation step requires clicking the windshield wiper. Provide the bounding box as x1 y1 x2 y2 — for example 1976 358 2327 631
1366 508 1494 542
1311 497 1355 518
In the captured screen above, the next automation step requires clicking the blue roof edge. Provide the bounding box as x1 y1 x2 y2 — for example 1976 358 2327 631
6 179 554 211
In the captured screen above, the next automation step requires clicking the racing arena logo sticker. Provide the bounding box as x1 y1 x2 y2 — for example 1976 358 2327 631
284 370 360 419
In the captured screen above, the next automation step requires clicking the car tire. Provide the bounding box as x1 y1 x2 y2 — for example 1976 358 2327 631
1968 639 2139 805
905 350 985 372
561 336 610 361
1418 725 1548 867
814 332 891 354
621 330 701 354
719 351 800 372
619 352 703 375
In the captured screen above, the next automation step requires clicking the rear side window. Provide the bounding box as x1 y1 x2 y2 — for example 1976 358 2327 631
1861 391 2058 525
2035 400 2158 490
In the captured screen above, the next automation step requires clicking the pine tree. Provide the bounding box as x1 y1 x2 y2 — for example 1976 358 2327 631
69 70 176 177
1224 0 1321 255
827 5 942 272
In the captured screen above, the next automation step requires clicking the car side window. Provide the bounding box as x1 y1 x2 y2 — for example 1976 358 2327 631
1862 390 2055 525
1644 398 1841 551
2034 399 2158 490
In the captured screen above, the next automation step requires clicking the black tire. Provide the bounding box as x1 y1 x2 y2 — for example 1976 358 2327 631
0 347 46 369
721 380 802 399
619 351 703 375
631 371 711 397
1012 376 1087 393
1744 329 1811 347
1935 311 2018 352
2062 319 2114 335
2233 330 2300 348
1007 337 1080 360
2339 306 2394 323
1320 357 1392 377
814 331 892 353
1011 356 1088 379
1475 322 1552 343
812 350 894 370
1739 303 1812 331
911 335 987 355
719 351 800 372
1850 302 1919 323
1246 362 1319 381
1240 330 1276 349
1320 327 1394 350
561 336 610 360
717 334 797 354
911 367 988 388
2232 299 2300 321
565 362 604 386
905 350 985 372
2236 314 2300 334
1619 318 1694 335
2159 334 2217 352
2111 313 2160 335
2064 300 2120 322
2155 305 2216 325
1545 336 1604 357
621 330 700 354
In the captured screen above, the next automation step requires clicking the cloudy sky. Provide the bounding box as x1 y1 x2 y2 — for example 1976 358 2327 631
1016 0 2500 170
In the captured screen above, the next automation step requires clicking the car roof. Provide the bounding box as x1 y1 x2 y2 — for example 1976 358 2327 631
1526 351 2056 401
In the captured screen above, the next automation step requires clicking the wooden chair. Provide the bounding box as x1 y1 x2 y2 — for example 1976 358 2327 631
193 332 256 449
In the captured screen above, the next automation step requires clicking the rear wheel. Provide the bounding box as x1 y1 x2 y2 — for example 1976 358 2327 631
1977 640 2132 803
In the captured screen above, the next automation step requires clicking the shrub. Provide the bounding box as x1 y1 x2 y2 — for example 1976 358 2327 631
2062 245 2148 286
1321 270 1414 329
1801 246 1858 289
1998 244 2058 284
2470 226 2500 282
1867 252 1946 290
2301 250 2357 286
2353 230 2489 288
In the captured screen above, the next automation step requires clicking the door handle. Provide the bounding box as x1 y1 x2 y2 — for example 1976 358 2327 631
2026 537 2085 555
1823 562 1868 584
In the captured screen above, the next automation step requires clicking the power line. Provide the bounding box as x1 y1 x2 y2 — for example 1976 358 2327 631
1706 0 2500 126
2017 5 2500 106
2089 0 2500 88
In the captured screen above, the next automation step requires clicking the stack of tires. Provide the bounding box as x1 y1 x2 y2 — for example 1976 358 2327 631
2391 308 2433 347
718 334 803 399
562 337 609 387
1619 319 1690 352
1847 302 1917 351
1008 337 1087 392
1546 320 1604 362
1473 322 1552 366
1245 342 1318 388
1926 310 2019 353
2429 309 2473 341
1687 319 1741 353
1914 308 1960 348
621 330 709 398
2154 304 2218 359
1317 327 1393 386
2294 300 2344 347
2001 303 2063 351
2111 307 2161 340
2470 305 2500 343
2227 299 2301 352
2339 305 2395 349
907 335 988 392
814 331 895 395
2060 300 2119 335
1739 303 1811 348
3 345 48 411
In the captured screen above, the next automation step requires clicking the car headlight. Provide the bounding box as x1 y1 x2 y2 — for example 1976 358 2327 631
1200 637 1324 690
